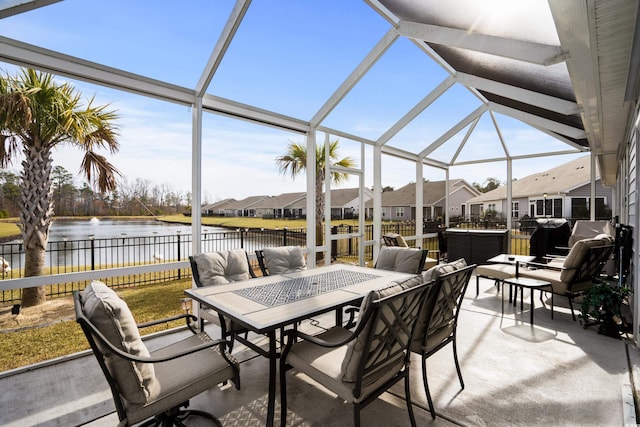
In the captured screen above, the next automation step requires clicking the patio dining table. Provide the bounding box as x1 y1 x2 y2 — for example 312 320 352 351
185 263 414 427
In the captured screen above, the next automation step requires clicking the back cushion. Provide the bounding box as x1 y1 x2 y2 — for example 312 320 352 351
422 258 467 283
263 246 307 275
193 249 251 286
413 258 467 349
376 246 424 274
340 275 423 382
560 235 613 282
81 281 159 404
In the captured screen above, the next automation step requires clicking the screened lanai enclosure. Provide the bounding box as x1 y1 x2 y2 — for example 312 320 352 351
1 0 639 345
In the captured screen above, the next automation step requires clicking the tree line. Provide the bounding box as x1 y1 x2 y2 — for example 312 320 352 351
0 166 190 218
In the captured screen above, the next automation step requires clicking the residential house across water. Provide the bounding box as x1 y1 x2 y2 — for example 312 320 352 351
364 179 480 221
466 156 613 222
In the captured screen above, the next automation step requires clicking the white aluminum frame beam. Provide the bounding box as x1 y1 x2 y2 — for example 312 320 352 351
310 28 400 127
452 149 583 167
0 36 194 104
376 75 456 146
0 0 61 19
399 20 567 66
489 102 586 140
419 104 488 158
456 72 581 115
196 0 250 96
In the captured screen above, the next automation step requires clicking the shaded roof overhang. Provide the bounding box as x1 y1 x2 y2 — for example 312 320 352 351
0 0 637 186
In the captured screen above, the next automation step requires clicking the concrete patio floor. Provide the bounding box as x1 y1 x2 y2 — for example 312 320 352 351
1 274 638 426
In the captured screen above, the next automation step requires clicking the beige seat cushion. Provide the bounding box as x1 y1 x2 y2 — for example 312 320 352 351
375 246 425 274
263 246 307 275
475 264 516 281
124 332 237 424
192 249 251 286
81 281 159 404
286 327 403 403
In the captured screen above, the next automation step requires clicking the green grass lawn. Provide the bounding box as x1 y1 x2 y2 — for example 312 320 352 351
0 278 191 372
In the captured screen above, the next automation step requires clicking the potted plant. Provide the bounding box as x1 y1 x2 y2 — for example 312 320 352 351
579 279 630 338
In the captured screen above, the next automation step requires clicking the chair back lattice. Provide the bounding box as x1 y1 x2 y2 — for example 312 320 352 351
255 249 268 276
573 244 614 284
353 281 441 397
419 265 475 353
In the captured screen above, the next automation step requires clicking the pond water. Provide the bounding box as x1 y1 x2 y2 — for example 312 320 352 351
1 218 233 270
48 218 207 241
7 218 227 242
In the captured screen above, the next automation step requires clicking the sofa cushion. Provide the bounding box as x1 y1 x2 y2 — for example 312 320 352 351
81 281 159 404
263 246 307 275
341 275 423 383
375 246 425 274
192 249 251 286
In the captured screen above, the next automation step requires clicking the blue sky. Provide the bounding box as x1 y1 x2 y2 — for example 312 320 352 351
0 0 584 202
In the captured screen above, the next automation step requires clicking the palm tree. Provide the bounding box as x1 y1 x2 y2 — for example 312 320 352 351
276 139 355 258
0 68 120 307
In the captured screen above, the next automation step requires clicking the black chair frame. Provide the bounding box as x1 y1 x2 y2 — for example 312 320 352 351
280 281 441 427
416 264 476 419
73 291 240 427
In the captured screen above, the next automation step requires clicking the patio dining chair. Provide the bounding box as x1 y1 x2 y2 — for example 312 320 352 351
189 249 256 350
374 246 429 275
412 260 476 419
255 245 307 276
279 275 440 427
74 281 240 427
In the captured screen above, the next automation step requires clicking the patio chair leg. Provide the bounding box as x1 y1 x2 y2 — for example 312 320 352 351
421 354 436 419
452 338 464 389
405 374 417 427
280 353 288 426
353 403 361 427
568 296 577 321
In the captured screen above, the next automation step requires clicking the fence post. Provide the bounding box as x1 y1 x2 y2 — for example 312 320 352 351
283 227 288 246
240 228 245 248
176 231 182 279
348 225 353 256
89 235 95 270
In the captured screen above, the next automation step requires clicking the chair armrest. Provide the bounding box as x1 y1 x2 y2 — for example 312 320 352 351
526 261 564 271
83 316 234 364
137 312 196 329
138 312 199 334
285 328 359 348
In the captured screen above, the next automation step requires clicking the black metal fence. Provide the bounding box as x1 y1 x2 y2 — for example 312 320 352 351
0 222 537 304
0 227 306 304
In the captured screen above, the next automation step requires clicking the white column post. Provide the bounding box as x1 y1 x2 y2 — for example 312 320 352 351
324 133 332 266
416 160 424 248
306 130 317 268
590 152 596 221
445 168 450 227
506 158 513 252
373 146 382 261
191 97 203 257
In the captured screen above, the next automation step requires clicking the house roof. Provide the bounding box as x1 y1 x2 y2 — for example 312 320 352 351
202 198 235 211
222 195 269 210
365 179 476 207
252 192 306 209
330 187 372 207
467 155 600 203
